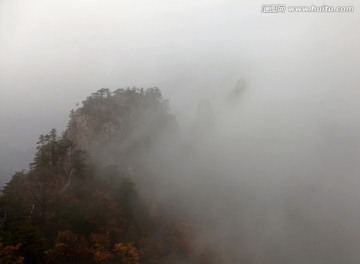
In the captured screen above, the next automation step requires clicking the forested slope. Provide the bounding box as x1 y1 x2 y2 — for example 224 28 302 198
0 88 214 264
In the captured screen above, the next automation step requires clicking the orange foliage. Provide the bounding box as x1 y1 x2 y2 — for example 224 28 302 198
113 243 139 264
45 231 90 264
0 242 24 264
90 233 112 264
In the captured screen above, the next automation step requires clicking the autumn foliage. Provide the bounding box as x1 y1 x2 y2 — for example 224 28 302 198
0 242 24 264
0 88 206 263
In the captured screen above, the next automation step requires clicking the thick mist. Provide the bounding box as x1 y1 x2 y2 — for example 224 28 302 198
1 0 360 263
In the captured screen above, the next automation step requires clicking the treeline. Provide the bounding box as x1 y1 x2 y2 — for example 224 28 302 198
0 88 215 264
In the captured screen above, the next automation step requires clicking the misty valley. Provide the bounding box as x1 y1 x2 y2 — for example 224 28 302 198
1 1 359 263
1 83 359 264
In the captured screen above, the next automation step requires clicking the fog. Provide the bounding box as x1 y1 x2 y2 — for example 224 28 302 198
1 0 360 262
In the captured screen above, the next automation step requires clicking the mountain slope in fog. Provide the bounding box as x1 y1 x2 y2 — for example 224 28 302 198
0 87 215 264
2 84 360 264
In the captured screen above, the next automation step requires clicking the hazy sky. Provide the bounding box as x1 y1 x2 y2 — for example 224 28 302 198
0 0 359 172
2 2 360 262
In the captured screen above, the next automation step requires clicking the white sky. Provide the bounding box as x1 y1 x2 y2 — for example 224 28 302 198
0 0 359 154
